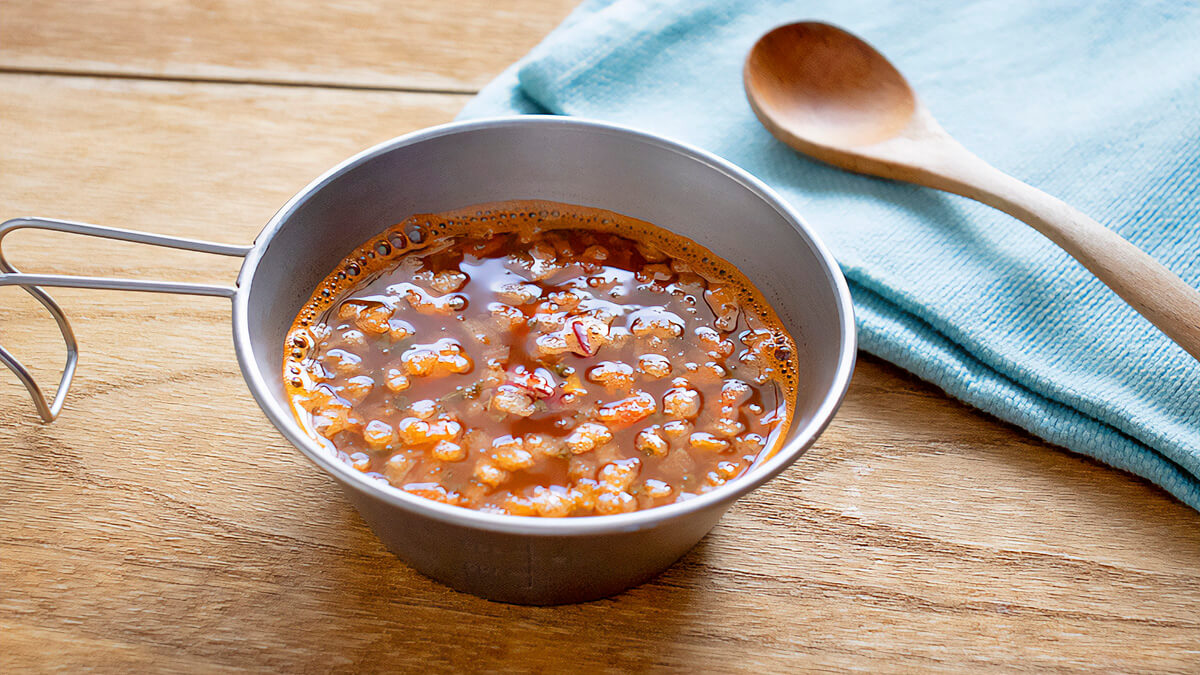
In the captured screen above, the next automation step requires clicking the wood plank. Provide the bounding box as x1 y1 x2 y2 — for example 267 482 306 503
1 73 1198 673
0 0 577 92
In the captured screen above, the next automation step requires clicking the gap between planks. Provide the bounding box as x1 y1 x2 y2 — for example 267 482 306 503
0 65 479 97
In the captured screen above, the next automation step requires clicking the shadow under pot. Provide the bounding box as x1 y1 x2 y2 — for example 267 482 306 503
0 116 856 604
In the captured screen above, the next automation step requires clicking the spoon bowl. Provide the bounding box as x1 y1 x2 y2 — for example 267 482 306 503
745 22 915 148
744 21 1200 361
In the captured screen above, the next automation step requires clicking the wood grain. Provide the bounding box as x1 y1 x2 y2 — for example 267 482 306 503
0 0 578 92
2 8 1199 672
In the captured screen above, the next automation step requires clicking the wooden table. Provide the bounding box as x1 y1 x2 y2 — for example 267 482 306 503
2 2 1197 671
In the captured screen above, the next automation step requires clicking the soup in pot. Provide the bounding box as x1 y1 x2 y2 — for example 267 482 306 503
283 200 798 517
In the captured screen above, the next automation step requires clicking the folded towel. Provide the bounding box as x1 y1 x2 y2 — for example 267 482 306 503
457 0 1200 510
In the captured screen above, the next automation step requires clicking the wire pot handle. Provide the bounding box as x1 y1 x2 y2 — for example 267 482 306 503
0 217 252 422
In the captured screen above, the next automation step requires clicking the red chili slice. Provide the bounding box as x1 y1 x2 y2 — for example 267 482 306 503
570 318 596 357
507 365 556 399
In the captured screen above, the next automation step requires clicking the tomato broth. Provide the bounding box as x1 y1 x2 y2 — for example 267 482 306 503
284 200 798 517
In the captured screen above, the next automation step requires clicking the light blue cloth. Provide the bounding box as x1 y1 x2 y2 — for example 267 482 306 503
457 0 1200 510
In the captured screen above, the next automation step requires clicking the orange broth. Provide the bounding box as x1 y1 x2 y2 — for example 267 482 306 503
283 200 798 516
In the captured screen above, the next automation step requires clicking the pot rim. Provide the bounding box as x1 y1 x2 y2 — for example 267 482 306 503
231 115 857 536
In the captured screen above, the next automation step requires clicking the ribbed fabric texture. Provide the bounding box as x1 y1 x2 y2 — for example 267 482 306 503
457 0 1200 510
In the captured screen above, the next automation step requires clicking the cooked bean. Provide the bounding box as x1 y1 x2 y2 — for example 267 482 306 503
595 491 637 515
635 426 670 457
354 303 394 334
642 478 673 500
531 486 573 517
598 458 641 492
491 435 535 471
388 318 415 342
430 270 468 294
409 399 439 420
490 386 537 418
689 432 730 453
596 390 657 426
525 433 562 458
711 417 747 438
661 420 693 443
662 387 701 420
384 367 411 393
337 375 374 404
565 422 614 455
735 433 767 454
474 460 509 487
587 361 636 389
430 440 465 462
636 354 672 379
362 420 395 450
349 452 371 472
496 282 541 306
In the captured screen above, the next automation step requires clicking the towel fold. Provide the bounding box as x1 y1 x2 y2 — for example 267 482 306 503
457 0 1200 510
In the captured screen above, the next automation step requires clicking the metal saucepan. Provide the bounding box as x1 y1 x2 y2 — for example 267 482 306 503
0 116 856 604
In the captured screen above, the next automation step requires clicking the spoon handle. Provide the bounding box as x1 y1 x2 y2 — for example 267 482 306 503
924 146 1200 361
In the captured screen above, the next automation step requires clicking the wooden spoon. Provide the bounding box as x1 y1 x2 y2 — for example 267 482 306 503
744 21 1200 361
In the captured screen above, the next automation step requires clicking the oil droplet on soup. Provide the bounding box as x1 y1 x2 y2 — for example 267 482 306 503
283 200 798 517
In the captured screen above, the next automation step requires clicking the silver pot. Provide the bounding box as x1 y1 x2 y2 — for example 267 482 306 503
0 116 856 604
